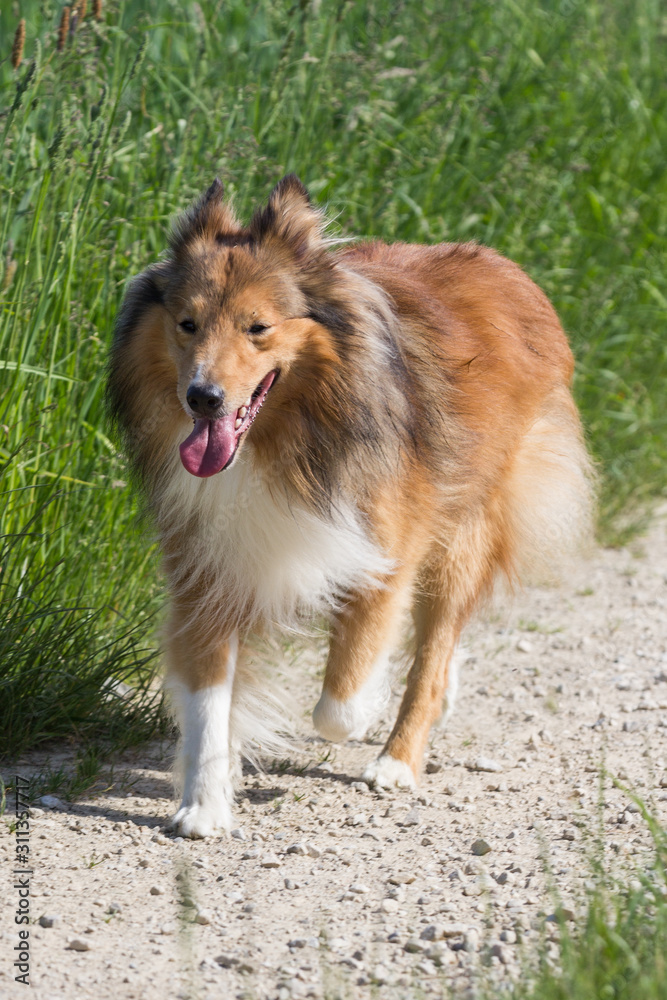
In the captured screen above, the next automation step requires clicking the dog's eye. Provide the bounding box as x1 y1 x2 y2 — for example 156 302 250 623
179 319 196 334
248 323 269 335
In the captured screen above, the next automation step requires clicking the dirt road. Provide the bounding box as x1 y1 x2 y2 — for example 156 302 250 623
2 517 667 1000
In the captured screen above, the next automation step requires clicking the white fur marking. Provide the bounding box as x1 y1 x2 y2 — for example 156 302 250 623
362 754 416 790
157 451 393 631
313 650 392 742
169 634 237 838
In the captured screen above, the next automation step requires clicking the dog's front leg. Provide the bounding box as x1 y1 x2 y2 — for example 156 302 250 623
313 567 415 756
167 614 238 839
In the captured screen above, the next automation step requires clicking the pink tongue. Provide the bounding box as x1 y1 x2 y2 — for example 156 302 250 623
179 417 237 477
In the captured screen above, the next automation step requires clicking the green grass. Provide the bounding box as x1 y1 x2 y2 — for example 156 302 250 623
1 0 666 756
496 792 667 1000
515 881 667 1000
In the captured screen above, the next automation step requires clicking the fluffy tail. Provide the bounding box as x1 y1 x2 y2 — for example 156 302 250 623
504 389 597 585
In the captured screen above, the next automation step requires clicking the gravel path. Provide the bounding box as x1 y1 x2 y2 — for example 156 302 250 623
2 516 667 1000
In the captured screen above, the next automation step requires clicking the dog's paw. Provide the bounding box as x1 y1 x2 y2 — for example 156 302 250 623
170 800 233 839
362 754 417 790
313 691 364 742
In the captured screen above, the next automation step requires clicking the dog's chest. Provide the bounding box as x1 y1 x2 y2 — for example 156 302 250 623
160 455 391 625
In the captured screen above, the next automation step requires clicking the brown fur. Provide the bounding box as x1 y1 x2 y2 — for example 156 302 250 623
108 175 594 828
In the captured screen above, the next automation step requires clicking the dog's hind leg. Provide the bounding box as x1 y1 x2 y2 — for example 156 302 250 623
312 566 415 746
165 595 239 839
436 640 464 729
363 519 494 789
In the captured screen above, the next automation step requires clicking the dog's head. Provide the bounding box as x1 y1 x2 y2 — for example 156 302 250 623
110 176 351 479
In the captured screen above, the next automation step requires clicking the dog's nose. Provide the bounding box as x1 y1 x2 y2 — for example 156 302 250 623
186 382 224 416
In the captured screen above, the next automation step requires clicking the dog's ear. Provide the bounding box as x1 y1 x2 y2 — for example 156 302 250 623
170 178 241 252
250 174 325 258
204 177 224 203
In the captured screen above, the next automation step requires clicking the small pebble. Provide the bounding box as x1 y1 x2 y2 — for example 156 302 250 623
223 891 244 903
472 838 492 856
67 939 91 952
214 954 238 969
39 914 61 928
149 886 165 896
439 923 466 938
404 938 426 953
467 757 503 773
490 942 509 964
39 795 66 810
286 842 308 855
388 873 416 885
260 853 281 868
399 807 420 826
463 877 485 897
419 924 444 941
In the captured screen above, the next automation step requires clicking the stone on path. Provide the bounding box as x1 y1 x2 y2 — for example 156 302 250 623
471 838 492 856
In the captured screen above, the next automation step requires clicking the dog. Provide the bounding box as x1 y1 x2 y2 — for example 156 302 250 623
107 175 594 838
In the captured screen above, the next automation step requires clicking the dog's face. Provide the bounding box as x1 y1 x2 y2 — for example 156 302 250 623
123 176 344 478
164 246 312 477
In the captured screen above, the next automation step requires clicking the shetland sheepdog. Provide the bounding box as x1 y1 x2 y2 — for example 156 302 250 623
108 175 594 838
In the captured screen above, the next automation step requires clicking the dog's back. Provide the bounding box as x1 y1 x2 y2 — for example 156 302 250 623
340 239 594 585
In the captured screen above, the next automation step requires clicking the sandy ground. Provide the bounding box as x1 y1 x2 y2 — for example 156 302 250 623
2 516 667 1000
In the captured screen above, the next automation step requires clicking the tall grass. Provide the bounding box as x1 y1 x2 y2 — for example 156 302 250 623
1 0 666 755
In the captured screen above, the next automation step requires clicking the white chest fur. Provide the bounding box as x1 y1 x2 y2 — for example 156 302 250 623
156 451 392 628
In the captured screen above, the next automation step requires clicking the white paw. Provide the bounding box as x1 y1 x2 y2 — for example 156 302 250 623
313 672 391 743
313 691 368 741
170 799 233 839
362 754 417 790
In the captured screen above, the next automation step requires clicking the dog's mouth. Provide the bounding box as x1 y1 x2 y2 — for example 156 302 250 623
179 370 278 478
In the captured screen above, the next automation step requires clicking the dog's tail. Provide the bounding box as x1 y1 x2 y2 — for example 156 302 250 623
503 388 597 585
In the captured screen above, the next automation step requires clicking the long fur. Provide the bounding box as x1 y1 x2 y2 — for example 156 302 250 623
156 445 394 635
107 174 595 834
